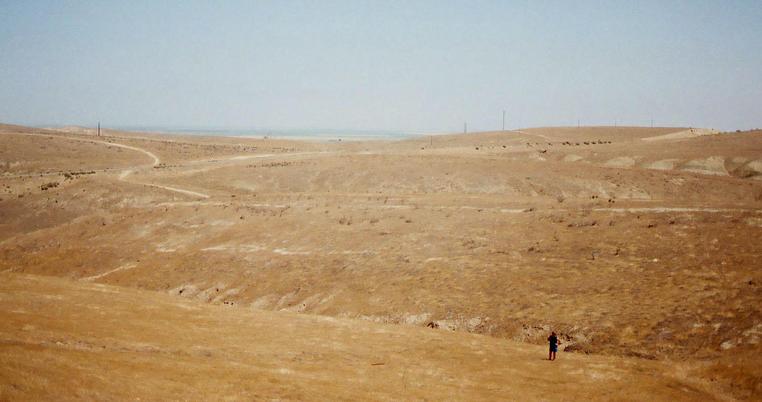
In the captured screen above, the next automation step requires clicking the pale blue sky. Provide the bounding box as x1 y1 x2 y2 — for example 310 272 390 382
1 1 761 132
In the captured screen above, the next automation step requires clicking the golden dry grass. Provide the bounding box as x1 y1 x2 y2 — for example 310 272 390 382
0 273 724 401
1 123 761 400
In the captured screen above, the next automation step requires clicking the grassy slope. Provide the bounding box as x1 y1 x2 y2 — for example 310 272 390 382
0 273 720 401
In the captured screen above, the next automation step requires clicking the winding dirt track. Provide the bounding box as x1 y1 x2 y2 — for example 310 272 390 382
11 132 161 166
8 132 223 199
6 131 339 199
6 131 761 215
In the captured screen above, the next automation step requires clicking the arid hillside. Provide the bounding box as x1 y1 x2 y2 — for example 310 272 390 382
1 123 761 400
0 273 733 401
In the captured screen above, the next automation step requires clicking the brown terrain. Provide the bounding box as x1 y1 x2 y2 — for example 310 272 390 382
1 122 761 400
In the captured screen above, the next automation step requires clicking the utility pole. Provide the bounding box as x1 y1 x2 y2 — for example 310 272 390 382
650 118 654 128
97 121 100 137
577 119 580 129
502 110 506 131
464 122 467 135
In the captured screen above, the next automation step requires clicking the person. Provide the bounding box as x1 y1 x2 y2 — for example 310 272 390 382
548 331 560 361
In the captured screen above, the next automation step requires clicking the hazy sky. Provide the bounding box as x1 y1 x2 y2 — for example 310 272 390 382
1 1 761 132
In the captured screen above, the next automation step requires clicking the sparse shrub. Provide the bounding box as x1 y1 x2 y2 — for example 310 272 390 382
40 182 59 191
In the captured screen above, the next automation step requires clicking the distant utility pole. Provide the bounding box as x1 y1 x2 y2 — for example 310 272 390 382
614 119 617 128
97 121 100 137
464 122 468 134
502 110 506 131
650 118 654 128
577 119 580 128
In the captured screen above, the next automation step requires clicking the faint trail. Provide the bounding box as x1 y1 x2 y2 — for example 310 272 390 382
7 131 215 199
134 152 329 198
123 151 332 199
81 263 137 281
510 130 553 141
118 169 210 199
154 201 288 208
222 151 329 161
132 199 762 215
592 207 760 214
102 141 160 166
6 132 160 166
184 151 331 167
143 184 210 199
642 128 717 142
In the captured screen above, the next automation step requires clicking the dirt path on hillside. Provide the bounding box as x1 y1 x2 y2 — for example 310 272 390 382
512 129 553 140
8 132 215 199
6 132 161 165
138 197 762 214
12 132 337 199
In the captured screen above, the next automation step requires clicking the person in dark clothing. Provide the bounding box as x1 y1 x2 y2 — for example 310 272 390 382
548 332 560 361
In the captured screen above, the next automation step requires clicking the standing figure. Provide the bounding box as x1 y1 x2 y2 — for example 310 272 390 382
548 332 560 361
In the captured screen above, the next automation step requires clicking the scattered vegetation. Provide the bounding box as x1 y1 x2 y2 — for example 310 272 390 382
40 181 59 191
63 170 95 180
